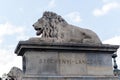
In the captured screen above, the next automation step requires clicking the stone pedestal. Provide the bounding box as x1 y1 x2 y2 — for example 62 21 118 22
15 41 119 80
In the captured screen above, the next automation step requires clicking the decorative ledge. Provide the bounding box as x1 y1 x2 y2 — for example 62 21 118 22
15 41 119 56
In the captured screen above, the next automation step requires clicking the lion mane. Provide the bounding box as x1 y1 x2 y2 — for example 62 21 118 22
33 11 67 38
32 11 101 44
7 67 23 80
41 12 67 38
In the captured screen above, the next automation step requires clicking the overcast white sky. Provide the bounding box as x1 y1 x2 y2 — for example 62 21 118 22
0 0 120 77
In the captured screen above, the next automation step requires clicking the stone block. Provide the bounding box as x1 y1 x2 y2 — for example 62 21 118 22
15 41 119 80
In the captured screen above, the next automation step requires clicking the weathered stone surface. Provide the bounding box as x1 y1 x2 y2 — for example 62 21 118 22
23 75 119 80
15 41 119 80
30 11 102 44
15 41 118 56
20 51 113 76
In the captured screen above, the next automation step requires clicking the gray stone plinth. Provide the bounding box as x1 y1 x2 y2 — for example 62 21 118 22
23 75 119 80
15 41 119 80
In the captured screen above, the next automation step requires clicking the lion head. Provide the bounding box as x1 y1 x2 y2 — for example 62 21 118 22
7 67 23 80
33 11 67 38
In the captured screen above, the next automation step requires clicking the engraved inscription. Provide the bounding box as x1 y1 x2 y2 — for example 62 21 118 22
38 58 101 64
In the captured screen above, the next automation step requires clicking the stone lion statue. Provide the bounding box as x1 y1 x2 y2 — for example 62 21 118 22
31 11 101 44
7 67 23 80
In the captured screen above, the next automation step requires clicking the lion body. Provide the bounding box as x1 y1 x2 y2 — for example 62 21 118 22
32 11 101 44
